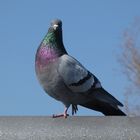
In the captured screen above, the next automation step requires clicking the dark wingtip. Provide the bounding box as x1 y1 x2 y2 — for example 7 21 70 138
118 102 124 107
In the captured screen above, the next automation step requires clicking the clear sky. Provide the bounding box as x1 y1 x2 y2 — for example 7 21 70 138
0 0 140 116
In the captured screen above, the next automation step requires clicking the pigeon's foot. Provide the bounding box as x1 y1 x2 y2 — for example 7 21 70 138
52 113 69 118
52 107 69 118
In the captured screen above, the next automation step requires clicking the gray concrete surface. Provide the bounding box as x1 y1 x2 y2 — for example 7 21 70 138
0 116 139 140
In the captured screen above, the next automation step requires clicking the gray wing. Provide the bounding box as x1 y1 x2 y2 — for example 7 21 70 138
58 55 123 108
58 54 101 93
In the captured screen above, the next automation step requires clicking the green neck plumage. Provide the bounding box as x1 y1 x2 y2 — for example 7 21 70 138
43 31 56 45
42 28 67 55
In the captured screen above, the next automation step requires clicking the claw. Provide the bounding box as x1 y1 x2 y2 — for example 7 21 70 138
72 104 78 115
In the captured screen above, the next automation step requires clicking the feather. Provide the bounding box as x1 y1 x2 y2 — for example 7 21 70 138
58 55 98 93
80 87 126 116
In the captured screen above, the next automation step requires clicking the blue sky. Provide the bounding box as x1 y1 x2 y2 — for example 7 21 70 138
0 0 140 115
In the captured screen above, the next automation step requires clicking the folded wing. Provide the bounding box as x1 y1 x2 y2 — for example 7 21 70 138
58 54 101 93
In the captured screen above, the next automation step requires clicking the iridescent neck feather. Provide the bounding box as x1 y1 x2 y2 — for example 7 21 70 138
41 28 67 55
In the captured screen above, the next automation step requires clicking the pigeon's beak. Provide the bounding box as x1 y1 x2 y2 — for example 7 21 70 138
53 24 59 30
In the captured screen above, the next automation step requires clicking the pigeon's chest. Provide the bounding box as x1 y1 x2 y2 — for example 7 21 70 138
35 47 58 69
36 61 69 101
35 47 59 85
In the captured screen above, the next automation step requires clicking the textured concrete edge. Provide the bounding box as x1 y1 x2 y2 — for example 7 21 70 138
0 116 140 140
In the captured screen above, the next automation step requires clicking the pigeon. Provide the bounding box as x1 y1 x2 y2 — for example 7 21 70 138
35 19 126 118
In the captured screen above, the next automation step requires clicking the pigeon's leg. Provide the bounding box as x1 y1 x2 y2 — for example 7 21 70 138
52 106 69 118
72 104 78 115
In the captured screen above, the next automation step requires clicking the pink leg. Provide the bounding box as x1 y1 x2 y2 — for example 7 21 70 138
52 107 69 118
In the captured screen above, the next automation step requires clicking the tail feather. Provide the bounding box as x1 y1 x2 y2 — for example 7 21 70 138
80 87 126 116
92 88 123 107
80 100 126 116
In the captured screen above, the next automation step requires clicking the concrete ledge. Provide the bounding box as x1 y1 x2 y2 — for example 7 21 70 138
0 116 139 140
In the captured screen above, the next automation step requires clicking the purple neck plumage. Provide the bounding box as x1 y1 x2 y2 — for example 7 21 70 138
36 45 58 66
35 26 67 70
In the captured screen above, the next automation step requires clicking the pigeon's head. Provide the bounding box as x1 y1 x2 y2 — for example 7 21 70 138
51 19 62 31
44 19 67 54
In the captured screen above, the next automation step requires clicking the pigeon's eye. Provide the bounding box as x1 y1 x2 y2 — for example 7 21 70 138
53 24 59 30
